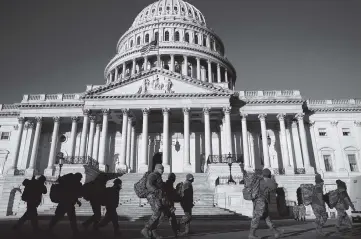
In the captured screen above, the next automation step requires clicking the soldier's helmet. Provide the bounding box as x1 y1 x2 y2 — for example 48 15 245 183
113 178 122 185
38 175 46 182
186 174 194 182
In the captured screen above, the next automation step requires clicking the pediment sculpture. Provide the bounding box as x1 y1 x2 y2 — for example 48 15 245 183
137 75 174 94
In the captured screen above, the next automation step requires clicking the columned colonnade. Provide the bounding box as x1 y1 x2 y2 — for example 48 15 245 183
106 54 231 86
8 108 313 175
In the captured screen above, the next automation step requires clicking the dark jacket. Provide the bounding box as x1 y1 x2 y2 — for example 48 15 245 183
181 181 193 210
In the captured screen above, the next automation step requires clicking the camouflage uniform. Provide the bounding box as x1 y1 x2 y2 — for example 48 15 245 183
335 188 354 229
250 178 276 230
145 172 164 230
179 174 194 236
298 204 306 221
311 182 328 231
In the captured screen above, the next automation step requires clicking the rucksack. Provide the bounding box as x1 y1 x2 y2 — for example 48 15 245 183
242 173 261 201
300 184 315 206
134 172 151 198
50 183 62 203
175 182 184 198
21 177 36 202
326 190 340 209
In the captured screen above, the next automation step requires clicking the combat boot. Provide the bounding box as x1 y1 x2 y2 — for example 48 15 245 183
141 227 151 238
315 227 326 237
151 230 163 239
248 228 260 239
178 223 190 236
272 228 284 238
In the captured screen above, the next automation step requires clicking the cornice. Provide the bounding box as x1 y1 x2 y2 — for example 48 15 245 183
105 44 235 78
244 99 304 105
18 103 84 109
309 108 361 113
85 93 232 100
0 112 20 117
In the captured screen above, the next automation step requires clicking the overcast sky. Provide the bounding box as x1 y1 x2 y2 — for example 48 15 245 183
0 0 360 104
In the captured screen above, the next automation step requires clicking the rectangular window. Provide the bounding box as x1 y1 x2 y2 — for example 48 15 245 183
0 132 10 140
348 154 358 172
342 128 351 136
323 155 333 172
318 128 327 136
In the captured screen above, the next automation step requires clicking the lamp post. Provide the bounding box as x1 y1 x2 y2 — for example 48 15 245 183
56 152 64 179
227 152 235 184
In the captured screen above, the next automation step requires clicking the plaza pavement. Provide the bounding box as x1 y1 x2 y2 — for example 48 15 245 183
0 218 360 238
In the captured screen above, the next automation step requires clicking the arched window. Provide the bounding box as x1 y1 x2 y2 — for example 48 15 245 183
130 40 133 48
194 34 199 44
145 34 150 43
344 146 360 172
175 31 180 42
203 35 207 47
185 32 189 43
210 39 215 50
137 36 141 45
154 32 159 41
164 31 169 41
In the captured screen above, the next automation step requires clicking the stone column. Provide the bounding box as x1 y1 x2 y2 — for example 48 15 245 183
69 117 79 158
8 117 25 174
139 108 150 172
45 117 61 176
296 113 315 174
203 107 212 165
183 55 188 76
92 123 101 161
277 113 293 174
79 110 90 158
196 57 201 80
87 116 96 158
241 113 250 169
170 55 175 72
207 60 212 83
98 109 110 172
26 117 42 175
183 108 191 171
258 114 270 168
223 107 233 155
115 67 118 81
122 62 126 78
129 122 136 172
162 108 170 172
118 109 129 171
220 121 225 155
132 59 136 75
285 120 295 169
225 70 228 83
217 64 221 83
126 117 132 170
291 120 303 170
143 57 148 71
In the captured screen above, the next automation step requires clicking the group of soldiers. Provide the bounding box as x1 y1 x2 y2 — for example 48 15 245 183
12 152 194 239
308 175 356 236
11 152 356 239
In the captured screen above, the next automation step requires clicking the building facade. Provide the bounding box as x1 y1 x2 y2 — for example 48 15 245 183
0 0 361 216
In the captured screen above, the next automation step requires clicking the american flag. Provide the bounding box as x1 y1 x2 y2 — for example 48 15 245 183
140 40 158 55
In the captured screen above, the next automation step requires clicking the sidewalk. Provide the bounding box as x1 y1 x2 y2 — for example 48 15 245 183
1 218 359 238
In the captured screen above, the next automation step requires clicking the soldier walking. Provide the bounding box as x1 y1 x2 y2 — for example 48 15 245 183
13 175 47 232
140 164 165 239
311 174 328 236
49 173 83 236
178 174 194 236
241 164 283 239
335 179 355 232
163 173 179 237
96 178 122 236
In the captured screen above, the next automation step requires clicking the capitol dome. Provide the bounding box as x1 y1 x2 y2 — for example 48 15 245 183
104 0 236 90
132 0 206 28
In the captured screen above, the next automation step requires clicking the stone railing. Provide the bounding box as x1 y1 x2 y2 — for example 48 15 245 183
207 154 243 164
57 156 99 170
239 90 302 99
21 93 83 103
307 99 361 106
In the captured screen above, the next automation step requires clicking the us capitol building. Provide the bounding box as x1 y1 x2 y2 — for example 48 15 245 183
0 0 360 218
